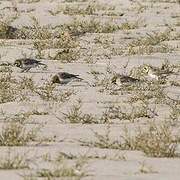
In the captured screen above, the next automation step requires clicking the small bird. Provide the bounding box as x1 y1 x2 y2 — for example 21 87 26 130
52 72 83 84
14 58 46 72
142 64 172 81
111 74 141 86
143 65 159 81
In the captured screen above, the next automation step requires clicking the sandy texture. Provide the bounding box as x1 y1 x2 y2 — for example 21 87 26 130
0 0 180 179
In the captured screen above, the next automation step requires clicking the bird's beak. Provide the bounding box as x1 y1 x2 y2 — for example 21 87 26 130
111 76 117 84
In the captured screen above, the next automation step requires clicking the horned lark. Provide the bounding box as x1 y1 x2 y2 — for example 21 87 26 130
143 65 159 81
52 72 83 84
142 64 173 81
130 63 173 81
111 74 141 86
14 58 46 72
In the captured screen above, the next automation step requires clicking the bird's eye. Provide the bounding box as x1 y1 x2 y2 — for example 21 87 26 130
143 66 148 72
14 61 20 67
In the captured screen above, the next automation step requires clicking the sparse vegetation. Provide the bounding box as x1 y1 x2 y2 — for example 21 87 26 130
36 165 86 179
0 150 29 169
54 2 115 16
63 99 104 123
80 122 179 158
138 161 158 174
0 0 180 179
0 122 38 146
102 102 157 122
0 73 73 103
60 18 121 36
23 153 88 180
133 122 179 157
0 21 18 39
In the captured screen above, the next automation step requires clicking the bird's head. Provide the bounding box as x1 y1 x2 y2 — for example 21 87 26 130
142 64 151 74
14 59 22 67
51 75 61 84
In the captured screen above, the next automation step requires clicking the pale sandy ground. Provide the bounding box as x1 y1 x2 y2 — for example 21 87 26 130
0 0 180 180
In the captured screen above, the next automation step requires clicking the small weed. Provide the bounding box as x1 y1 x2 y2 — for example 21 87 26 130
60 18 120 36
133 122 179 157
2 112 31 124
56 151 126 161
168 102 180 125
0 72 17 104
138 161 158 174
80 125 124 149
58 2 114 16
0 122 39 146
17 16 52 39
80 122 179 157
129 84 167 103
36 166 85 179
119 19 144 30
33 31 78 49
18 0 40 3
0 150 29 169
35 82 73 102
0 66 12 73
63 0 88 2
129 29 172 47
102 102 157 122
49 48 80 62
112 29 175 55
35 155 87 179
63 99 102 124
127 43 173 55
0 21 18 39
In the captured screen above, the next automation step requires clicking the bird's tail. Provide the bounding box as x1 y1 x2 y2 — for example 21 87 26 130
76 76 83 81
38 62 48 70
38 62 46 66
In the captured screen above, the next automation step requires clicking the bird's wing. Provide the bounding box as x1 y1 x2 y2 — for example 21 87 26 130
22 58 45 65
119 75 139 83
22 59 37 65
60 72 79 79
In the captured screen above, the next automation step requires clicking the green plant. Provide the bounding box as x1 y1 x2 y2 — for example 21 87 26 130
168 103 180 125
0 72 17 104
17 16 52 39
58 2 115 16
133 122 178 157
102 102 157 122
60 18 120 36
33 31 79 60
35 155 87 179
35 82 73 102
56 151 126 162
80 125 124 149
0 122 39 146
63 100 102 124
49 48 80 62
0 150 29 169
112 29 175 55
0 21 18 39
80 122 179 158
138 161 158 174
18 0 40 3
119 20 143 30
130 29 172 47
